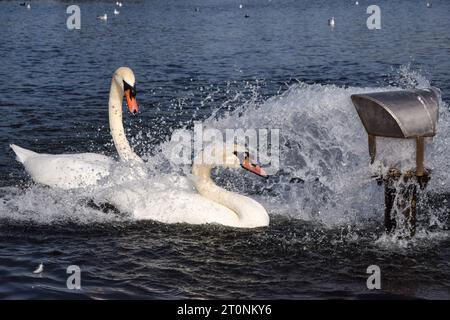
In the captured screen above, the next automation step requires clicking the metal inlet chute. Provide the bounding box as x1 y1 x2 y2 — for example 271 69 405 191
351 88 439 176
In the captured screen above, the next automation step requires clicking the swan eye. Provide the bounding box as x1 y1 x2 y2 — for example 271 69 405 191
123 81 137 97
233 151 247 165
233 151 251 162
233 150 244 161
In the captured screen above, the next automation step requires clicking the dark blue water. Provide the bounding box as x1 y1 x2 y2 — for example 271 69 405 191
0 0 449 299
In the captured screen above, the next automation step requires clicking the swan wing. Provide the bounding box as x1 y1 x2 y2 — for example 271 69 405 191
11 145 114 189
133 191 240 226
97 176 241 227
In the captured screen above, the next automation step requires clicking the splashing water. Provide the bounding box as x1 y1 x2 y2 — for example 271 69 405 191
1 67 449 237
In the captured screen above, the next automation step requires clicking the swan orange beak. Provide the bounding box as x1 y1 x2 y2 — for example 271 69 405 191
125 89 139 114
241 158 268 178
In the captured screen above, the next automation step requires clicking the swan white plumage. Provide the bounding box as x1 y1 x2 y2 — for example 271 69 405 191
11 67 142 189
11 67 269 228
100 145 270 228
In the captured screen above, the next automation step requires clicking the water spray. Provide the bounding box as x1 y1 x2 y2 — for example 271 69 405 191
351 88 440 236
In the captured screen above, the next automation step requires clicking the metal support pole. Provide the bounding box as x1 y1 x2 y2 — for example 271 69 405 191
368 135 376 164
416 137 425 177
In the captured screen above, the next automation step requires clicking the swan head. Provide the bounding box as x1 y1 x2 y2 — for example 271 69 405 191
113 67 138 114
198 144 268 178
232 150 268 178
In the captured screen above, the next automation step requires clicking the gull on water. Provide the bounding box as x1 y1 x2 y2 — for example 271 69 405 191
33 263 44 274
328 17 335 27
97 14 108 21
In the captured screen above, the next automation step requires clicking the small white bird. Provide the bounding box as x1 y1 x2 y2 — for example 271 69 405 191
26 3 31 9
328 17 335 27
114 9 120 15
33 263 44 274
97 14 107 21
355 1 359 5
239 4 243 9
117 2 123 7
427 2 432 8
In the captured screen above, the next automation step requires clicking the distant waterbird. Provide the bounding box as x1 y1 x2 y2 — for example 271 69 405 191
116 2 123 7
355 1 359 5
33 263 44 274
328 17 335 27
26 3 31 9
427 2 432 8
114 9 120 15
239 4 243 9
97 14 108 21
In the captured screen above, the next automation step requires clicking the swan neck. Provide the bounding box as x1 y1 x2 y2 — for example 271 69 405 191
109 79 141 162
192 163 268 227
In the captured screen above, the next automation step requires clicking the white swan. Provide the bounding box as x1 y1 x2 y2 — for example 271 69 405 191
11 67 142 189
101 145 270 228
11 67 269 228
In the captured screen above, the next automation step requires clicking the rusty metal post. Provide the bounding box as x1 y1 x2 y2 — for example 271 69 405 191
416 137 425 177
368 135 376 164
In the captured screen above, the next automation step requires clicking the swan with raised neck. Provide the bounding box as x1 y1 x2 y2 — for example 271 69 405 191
109 67 142 163
10 67 143 189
